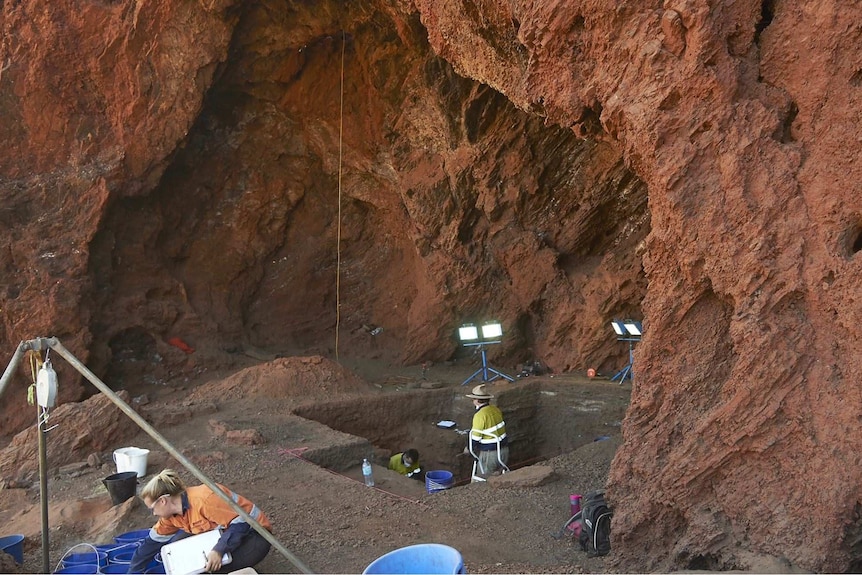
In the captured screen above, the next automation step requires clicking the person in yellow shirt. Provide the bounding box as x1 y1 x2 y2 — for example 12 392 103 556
464 384 508 480
388 448 422 479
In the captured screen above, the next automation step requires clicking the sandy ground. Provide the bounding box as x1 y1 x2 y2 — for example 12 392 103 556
1 357 632 574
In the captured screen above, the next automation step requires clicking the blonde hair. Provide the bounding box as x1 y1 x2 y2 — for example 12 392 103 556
140 469 187 501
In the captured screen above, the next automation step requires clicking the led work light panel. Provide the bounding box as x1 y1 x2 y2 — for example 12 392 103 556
458 325 479 341
623 320 642 336
611 320 626 336
481 323 503 339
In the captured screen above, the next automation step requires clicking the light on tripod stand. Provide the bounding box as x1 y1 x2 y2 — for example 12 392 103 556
622 320 642 337
458 325 480 342
610 319 642 384
458 321 514 385
480 322 503 340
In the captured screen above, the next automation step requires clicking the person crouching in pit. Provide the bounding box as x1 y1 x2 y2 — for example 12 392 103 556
388 448 423 480
128 469 272 574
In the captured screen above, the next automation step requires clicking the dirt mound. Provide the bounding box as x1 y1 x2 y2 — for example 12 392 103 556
186 355 374 402
0 551 21 574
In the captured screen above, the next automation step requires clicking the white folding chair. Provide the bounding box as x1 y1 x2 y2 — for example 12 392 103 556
468 428 510 482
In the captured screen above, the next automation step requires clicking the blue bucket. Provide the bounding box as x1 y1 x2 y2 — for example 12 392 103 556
114 529 150 546
0 534 25 565
107 543 140 562
62 551 108 568
95 543 121 554
102 564 131 574
425 470 454 493
53 565 100 574
110 550 136 564
363 543 465 574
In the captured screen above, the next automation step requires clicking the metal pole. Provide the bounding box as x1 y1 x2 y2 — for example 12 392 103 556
37 404 50 573
0 339 54 570
47 339 314 574
0 341 28 400
481 348 489 381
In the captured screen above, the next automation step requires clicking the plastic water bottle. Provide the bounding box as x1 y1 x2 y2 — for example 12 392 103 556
567 494 583 536
362 458 374 487
570 494 582 516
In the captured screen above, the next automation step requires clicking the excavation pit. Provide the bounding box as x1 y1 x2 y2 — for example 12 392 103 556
293 377 629 488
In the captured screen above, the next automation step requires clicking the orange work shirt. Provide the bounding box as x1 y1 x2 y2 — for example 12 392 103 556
152 484 272 538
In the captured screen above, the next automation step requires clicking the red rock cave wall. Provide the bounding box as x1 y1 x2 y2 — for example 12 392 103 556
3 0 861 571
411 0 862 571
1 0 647 430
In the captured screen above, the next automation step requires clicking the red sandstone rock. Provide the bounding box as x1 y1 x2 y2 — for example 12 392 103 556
208 419 229 437
0 391 139 481
0 0 859 571
412 0 862 570
488 465 556 488
225 429 266 446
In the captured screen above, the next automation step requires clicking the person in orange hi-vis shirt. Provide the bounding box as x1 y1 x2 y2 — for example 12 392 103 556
127 469 271 574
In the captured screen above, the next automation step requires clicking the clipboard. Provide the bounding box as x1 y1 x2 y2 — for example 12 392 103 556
161 529 232 575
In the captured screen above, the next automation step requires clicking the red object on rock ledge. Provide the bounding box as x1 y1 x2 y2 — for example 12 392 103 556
167 337 195 354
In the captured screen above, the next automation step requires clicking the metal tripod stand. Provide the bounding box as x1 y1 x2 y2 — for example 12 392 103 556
461 343 514 385
610 336 637 384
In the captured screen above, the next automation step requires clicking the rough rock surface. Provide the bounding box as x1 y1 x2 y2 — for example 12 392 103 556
0 390 138 481
0 551 21 574
1 0 860 572
488 464 555 489
0 0 647 434
412 1 862 571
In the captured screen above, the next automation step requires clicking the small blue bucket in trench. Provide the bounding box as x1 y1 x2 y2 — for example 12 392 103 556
425 470 454 493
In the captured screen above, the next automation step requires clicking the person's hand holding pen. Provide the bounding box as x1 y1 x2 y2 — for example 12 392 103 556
204 549 222 572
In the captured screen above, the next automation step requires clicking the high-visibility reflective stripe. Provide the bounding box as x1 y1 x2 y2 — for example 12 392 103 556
474 432 507 444
149 527 173 542
228 504 260 524
470 428 505 436
471 420 506 443
484 421 505 433
224 489 261 522
470 428 505 435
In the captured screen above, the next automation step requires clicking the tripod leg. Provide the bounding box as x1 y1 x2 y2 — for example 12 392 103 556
462 367 485 386
481 349 490 381
611 364 630 382
487 367 515 382
618 365 632 384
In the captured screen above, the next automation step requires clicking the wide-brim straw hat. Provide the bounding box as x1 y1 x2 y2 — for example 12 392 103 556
465 384 494 400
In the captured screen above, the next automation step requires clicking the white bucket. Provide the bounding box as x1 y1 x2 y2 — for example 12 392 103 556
113 447 150 478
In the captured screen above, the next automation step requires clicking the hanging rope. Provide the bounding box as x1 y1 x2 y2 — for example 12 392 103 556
335 30 346 361
27 350 42 407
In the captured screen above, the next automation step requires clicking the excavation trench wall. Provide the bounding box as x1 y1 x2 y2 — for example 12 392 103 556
294 380 624 482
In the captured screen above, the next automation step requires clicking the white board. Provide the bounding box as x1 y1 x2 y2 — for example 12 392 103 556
161 529 232 575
